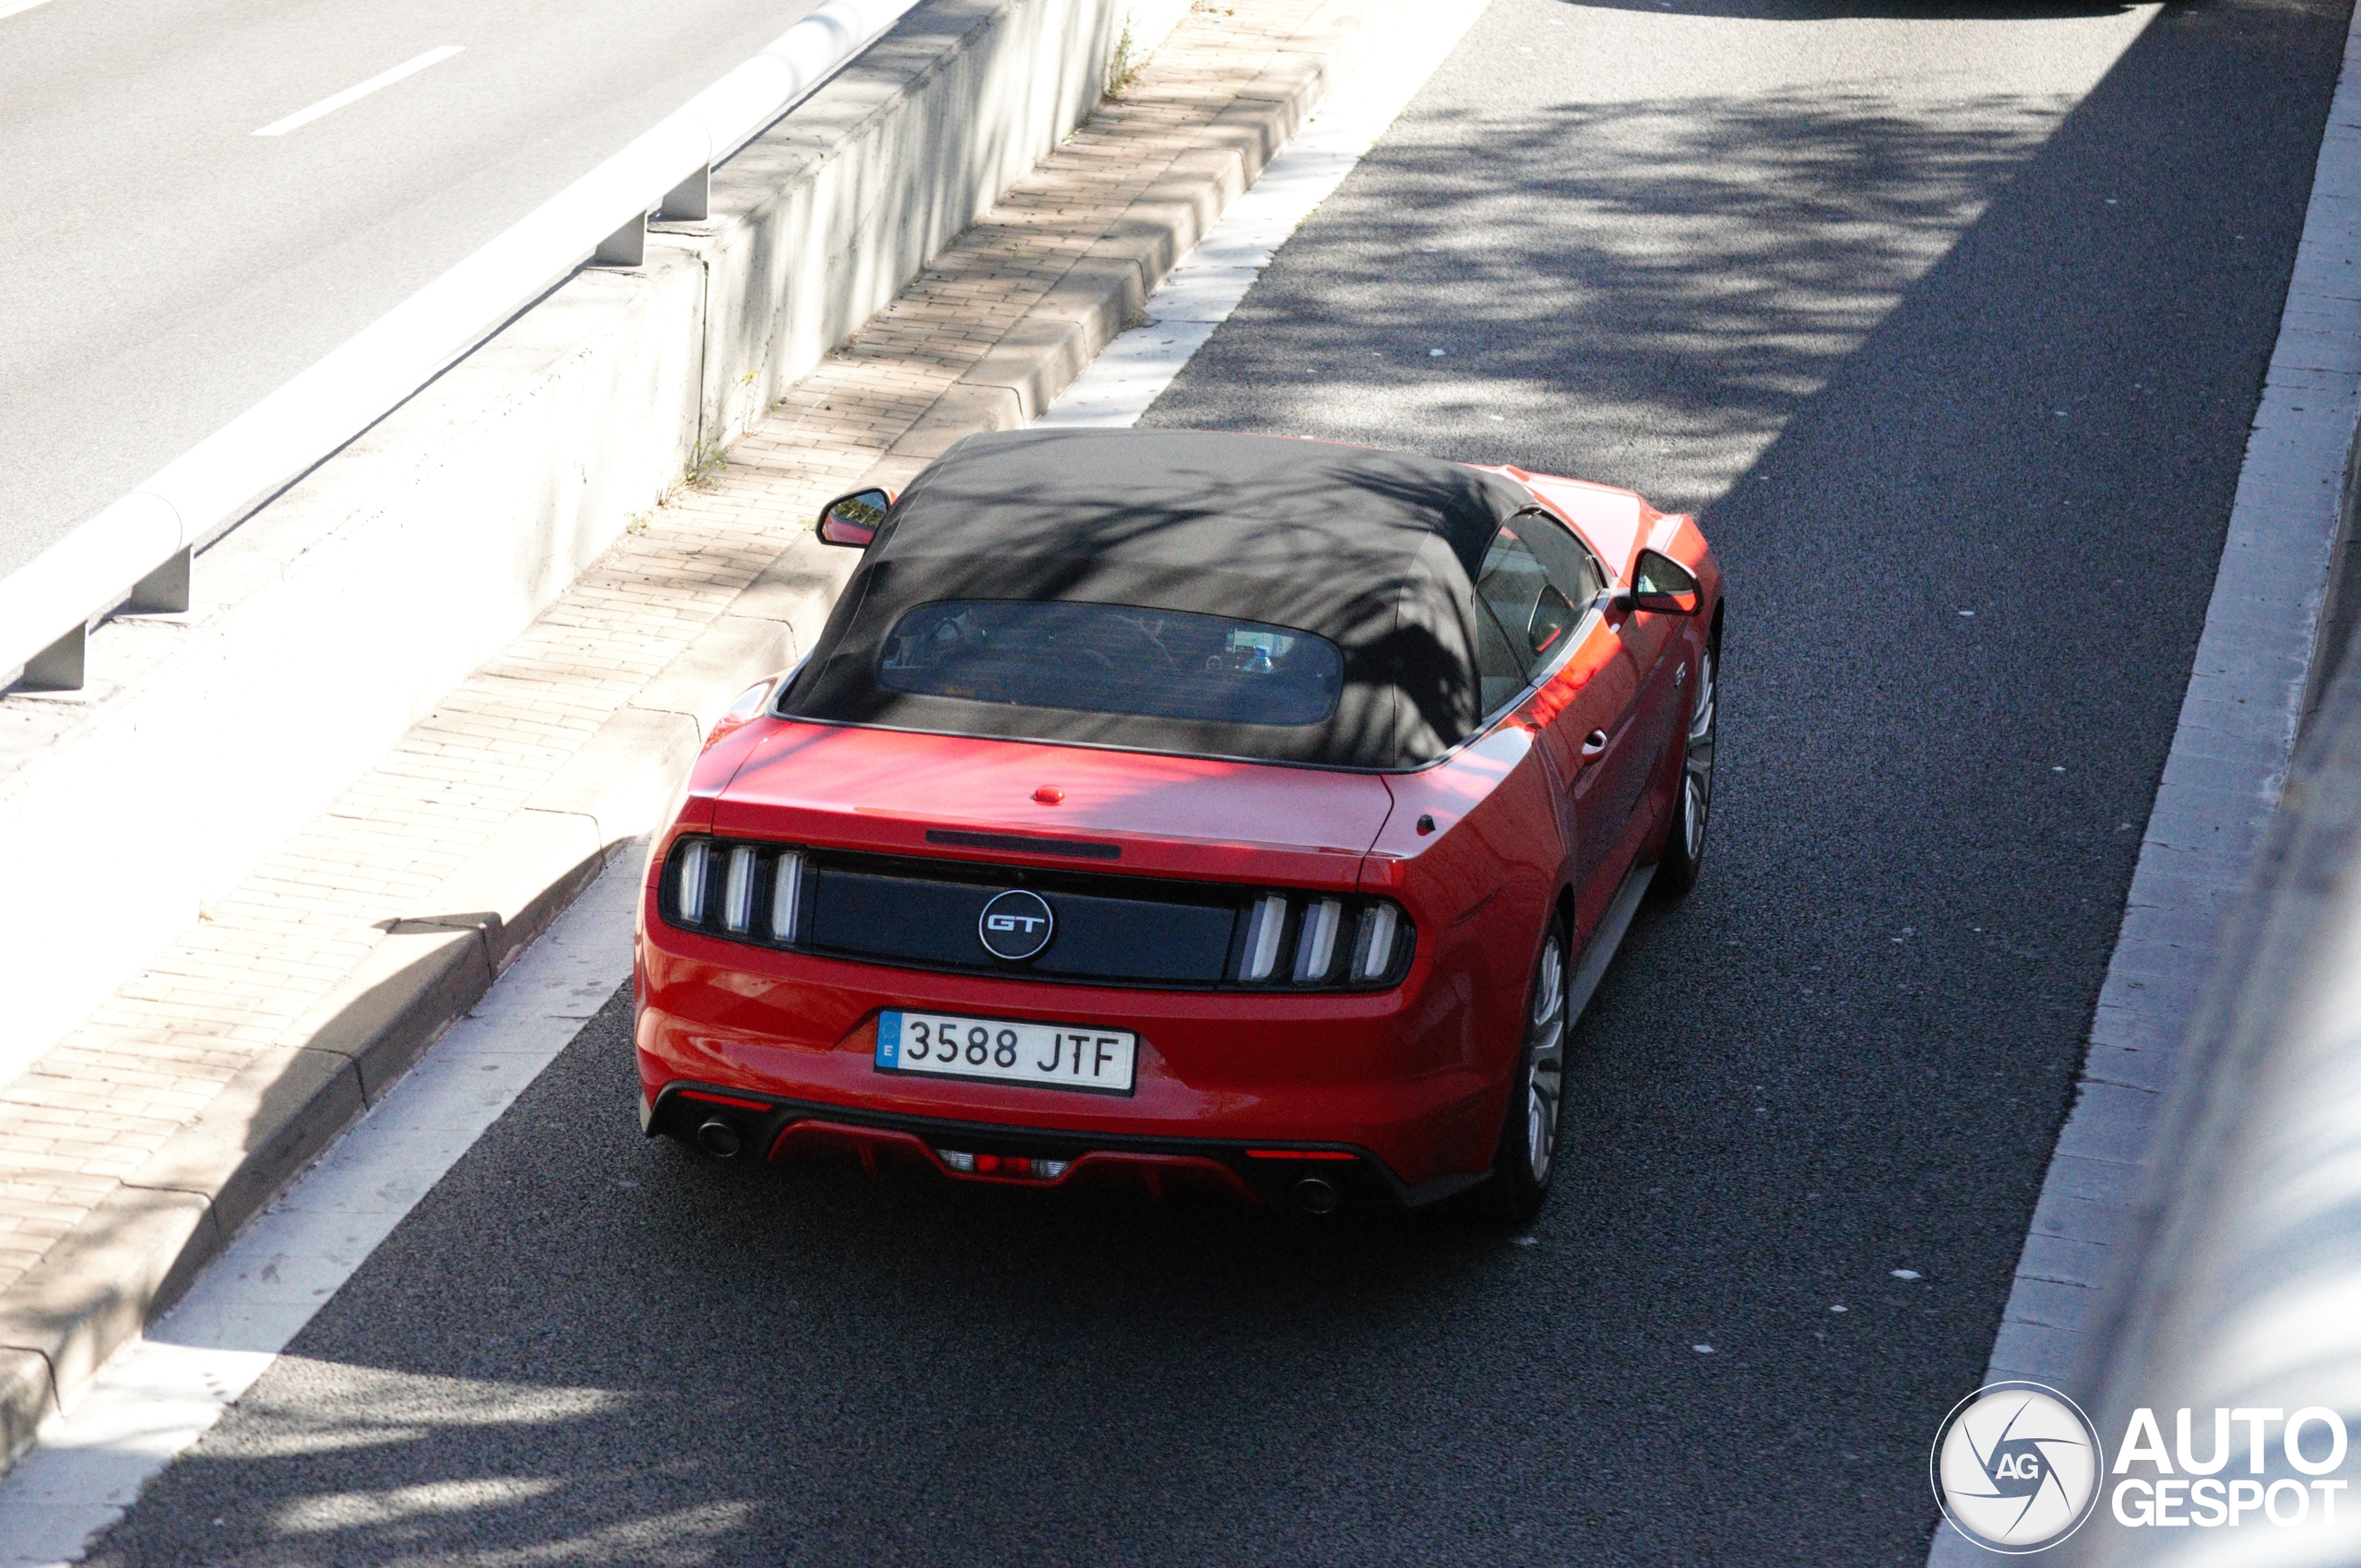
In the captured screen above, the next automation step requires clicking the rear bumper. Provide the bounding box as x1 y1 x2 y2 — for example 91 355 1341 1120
634 916 1520 1193
641 1079 1488 1209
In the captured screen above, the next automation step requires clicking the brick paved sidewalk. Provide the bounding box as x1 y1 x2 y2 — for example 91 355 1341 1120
0 0 1376 1454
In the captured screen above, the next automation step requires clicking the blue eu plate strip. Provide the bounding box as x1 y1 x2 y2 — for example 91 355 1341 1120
876 1010 902 1069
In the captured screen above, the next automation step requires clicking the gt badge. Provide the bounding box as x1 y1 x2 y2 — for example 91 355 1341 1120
978 889 1055 961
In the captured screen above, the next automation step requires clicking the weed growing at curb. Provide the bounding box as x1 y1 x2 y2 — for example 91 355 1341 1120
1107 18 1142 99
684 441 729 492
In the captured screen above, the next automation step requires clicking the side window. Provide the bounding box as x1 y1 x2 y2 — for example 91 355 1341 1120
1474 525 1551 714
1472 589 1531 716
1514 508 1608 611
1471 511 1610 719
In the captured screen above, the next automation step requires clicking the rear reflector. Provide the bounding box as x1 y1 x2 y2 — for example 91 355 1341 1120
677 1090 770 1111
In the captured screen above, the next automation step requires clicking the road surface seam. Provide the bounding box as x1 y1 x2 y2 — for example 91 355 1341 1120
1927 4 2361 1562
0 0 1386 1484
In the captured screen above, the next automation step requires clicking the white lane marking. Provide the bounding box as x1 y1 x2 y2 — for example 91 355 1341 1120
1037 0 1489 428
0 849 641 1568
252 45 464 137
0 0 59 20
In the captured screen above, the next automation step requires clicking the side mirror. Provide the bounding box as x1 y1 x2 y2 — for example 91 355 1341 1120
1629 548 1700 615
817 487 892 548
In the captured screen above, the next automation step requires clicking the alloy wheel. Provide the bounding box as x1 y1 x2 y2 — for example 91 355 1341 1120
1681 643 1717 861
1525 932 1567 1184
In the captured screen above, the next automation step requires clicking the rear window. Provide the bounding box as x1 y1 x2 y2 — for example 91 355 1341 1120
876 600 1345 728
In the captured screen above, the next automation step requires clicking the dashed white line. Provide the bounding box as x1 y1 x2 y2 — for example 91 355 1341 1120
252 45 464 137
0 0 59 18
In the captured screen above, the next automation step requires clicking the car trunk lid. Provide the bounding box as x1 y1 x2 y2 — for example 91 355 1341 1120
714 720 1394 890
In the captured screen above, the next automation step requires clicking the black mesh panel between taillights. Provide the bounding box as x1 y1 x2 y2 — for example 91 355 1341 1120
658 837 1413 992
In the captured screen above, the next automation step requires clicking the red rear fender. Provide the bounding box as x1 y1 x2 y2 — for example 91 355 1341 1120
1359 724 1566 1084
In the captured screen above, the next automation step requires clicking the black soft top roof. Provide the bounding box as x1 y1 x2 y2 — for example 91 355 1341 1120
779 428 1534 769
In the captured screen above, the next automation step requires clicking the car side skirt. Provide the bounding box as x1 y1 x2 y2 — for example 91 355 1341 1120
1571 861 1655 1027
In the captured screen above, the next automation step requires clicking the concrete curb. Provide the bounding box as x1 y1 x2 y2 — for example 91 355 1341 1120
2058 534 2361 1568
0 0 1370 1476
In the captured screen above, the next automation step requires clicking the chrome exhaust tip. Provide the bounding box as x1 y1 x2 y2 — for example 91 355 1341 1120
694 1119 743 1159
1292 1174 1342 1216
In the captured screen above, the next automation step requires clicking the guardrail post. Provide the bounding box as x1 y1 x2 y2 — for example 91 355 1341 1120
594 213 647 267
128 547 191 614
658 166 710 223
19 624 86 692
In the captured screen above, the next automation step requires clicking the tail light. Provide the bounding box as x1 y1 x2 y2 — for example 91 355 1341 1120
1228 892 1413 990
673 839 712 923
936 1149 1071 1180
1293 898 1343 983
769 850 803 944
721 845 756 933
1240 894 1288 981
660 836 1414 992
662 836 806 945
1351 903 1399 983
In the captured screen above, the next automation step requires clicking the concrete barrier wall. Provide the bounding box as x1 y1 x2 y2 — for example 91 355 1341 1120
0 0 1162 1082
2053 635 2361 1567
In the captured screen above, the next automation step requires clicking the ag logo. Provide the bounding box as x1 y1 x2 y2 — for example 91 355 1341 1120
978 889 1054 962
1932 1382 2105 1553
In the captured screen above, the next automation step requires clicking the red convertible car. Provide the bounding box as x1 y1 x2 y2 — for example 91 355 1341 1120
634 429 1721 1220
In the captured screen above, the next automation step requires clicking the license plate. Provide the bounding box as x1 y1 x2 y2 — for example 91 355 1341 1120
875 1010 1136 1095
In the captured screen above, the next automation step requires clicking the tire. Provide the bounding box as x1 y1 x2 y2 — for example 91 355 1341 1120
1484 911 1572 1225
1652 624 1719 898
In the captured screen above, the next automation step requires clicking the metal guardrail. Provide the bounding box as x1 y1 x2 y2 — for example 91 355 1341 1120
0 0 923 693
2057 621 2361 1565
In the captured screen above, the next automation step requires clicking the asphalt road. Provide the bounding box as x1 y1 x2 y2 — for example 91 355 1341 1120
72 0 2353 1562
0 0 827 581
